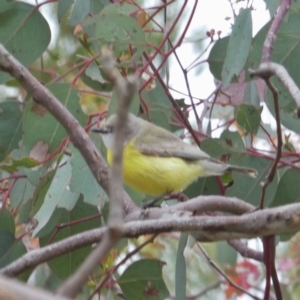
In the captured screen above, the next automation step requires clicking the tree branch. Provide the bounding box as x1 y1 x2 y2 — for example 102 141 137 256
2 200 300 277
249 62 300 117
57 50 136 298
0 275 72 300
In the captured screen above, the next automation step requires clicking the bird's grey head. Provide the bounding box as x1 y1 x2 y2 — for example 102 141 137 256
92 113 143 149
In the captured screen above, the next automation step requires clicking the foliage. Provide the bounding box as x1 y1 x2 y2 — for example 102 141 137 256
0 0 300 299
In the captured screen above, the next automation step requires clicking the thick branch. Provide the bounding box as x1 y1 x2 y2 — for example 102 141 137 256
0 275 72 300
2 201 300 277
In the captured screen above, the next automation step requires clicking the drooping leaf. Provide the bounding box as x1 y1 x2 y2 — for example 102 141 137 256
82 5 146 65
0 101 23 162
32 156 80 237
69 145 109 206
0 2 51 83
0 230 27 270
118 259 169 300
68 0 90 27
221 9 252 88
57 0 74 22
234 104 262 135
39 197 101 279
272 168 300 207
0 208 15 234
22 83 87 184
175 233 187 300
0 156 39 173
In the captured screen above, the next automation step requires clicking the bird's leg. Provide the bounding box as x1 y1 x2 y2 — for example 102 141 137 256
140 191 172 209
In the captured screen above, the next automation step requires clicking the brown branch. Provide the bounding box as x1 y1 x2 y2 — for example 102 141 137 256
0 43 138 216
0 275 72 300
260 79 282 208
261 0 292 63
2 201 300 277
249 62 300 117
57 50 136 298
100 49 137 227
125 195 254 221
227 239 264 262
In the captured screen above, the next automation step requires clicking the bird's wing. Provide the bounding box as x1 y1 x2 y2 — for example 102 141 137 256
134 123 217 162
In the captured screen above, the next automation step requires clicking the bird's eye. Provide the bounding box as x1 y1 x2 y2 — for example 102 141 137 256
107 126 113 133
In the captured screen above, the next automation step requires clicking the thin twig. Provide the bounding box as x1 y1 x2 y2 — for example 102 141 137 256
57 50 136 298
196 243 261 300
249 62 300 117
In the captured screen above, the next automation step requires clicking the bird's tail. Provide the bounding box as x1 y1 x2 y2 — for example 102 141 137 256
226 165 257 178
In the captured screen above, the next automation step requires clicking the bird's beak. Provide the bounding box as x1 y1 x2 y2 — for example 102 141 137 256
91 127 110 134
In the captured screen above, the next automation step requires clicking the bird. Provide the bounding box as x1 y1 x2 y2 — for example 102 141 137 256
92 113 256 195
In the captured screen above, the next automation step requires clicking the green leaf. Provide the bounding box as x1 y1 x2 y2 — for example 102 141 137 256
89 0 111 15
216 241 237 267
68 0 90 27
57 0 74 22
22 83 87 184
175 233 187 300
28 169 56 224
221 9 252 87
39 197 101 279
0 230 27 269
200 130 246 158
226 156 279 206
208 37 229 81
244 81 260 108
82 6 146 64
0 157 39 173
235 104 262 134
0 208 15 234
0 101 23 162
264 0 280 17
85 61 105 82
140 80 173 131
0 1 51 83
8 150 36 209
272 168 300 207
118 259 169 300
69 145 109 206
184 177 222 199
0 0 16 14
23 83 87 154
32 156 80 237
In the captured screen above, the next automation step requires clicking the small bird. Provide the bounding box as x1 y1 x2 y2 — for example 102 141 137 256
92 113 256 195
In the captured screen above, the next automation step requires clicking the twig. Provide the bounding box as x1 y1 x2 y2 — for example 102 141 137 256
249 62 300 117
170 281 222 299
57 50 136 298
89 234 158 299
227 239 264 262
100 49 137 227
196 243 261 300
259 79 282 209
